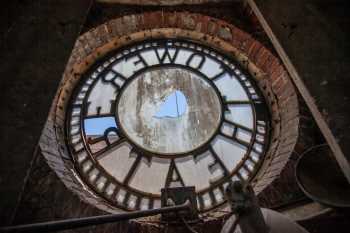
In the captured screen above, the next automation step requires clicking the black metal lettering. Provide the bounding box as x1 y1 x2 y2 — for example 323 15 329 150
155 47 179 64
101 70 126 89
133 53 148 67
165 159 185 188
186 53 205 69
211 66 227 81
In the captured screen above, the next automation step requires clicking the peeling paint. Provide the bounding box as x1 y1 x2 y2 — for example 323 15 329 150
118 67 222 155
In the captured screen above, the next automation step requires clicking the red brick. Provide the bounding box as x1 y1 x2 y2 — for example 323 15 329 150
142 12 163 30
180 12 196 30
248 42 264 65
42 11 302 213
163 11 178 28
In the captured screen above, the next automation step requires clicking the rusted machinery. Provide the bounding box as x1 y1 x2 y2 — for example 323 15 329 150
296 145 350 208
221 181 310 233
2 168 349 233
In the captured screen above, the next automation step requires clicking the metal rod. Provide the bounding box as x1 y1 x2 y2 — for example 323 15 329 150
245 0 350 183
0 203 190 233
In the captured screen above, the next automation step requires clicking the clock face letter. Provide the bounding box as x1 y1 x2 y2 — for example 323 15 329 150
67 39 270 212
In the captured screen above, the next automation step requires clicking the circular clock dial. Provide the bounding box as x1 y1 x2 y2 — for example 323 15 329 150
67 39 270 212
117 67 222 155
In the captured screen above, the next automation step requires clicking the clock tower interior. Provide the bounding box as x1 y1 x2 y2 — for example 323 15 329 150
0 1 350 233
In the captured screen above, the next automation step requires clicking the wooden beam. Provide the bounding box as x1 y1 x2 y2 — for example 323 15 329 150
245 0 350 183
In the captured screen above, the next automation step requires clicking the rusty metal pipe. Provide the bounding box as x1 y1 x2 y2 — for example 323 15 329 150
0 203 191 233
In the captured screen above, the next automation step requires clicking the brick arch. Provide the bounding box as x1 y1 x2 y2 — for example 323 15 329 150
39 12 299 219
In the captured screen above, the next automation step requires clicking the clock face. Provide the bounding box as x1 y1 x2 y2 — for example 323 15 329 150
117 67 222 155
67 39 270 212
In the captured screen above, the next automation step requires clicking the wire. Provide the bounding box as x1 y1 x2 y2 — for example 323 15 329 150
175 91 180 117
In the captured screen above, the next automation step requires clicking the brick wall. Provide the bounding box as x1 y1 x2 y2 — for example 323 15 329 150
38 11 302 230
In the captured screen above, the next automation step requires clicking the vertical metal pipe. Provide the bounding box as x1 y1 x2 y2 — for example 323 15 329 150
224 181 269 233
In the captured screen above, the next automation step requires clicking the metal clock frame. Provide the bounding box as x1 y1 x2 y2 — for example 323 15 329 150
66 38 271 212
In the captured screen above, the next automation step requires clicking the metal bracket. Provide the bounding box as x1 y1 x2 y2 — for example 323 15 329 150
223 181 269 233
161 186 199 223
